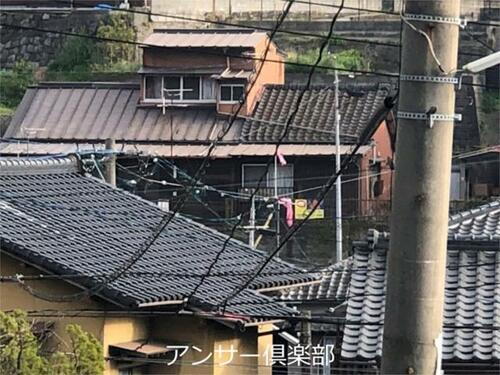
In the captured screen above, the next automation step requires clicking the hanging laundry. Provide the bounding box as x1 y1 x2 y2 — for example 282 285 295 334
277 149 287 166
278 197 294 227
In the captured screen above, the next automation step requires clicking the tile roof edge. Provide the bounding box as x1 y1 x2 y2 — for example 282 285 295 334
0 156 79 175
448 200 500 225
151 28 260 34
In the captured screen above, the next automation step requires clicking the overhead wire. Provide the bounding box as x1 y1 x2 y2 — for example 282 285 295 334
0 0 300 304
5 0 489 58
185 0 349 305
0 22 495 89
219 97 399 309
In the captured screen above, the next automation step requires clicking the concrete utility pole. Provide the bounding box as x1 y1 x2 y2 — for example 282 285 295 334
104 138 116 187
381 1 460 374
334 69 343 262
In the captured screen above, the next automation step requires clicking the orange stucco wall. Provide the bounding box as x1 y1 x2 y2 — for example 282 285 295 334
358 120 394 215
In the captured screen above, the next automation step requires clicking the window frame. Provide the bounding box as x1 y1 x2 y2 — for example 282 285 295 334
241 163 294 189
142 75 215 103
219 84 246 103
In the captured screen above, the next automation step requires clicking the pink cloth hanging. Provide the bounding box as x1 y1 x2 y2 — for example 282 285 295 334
278 197 294 227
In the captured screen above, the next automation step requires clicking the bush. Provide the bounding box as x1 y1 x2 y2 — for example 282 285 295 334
0 310 104 375
286 48 368 74
48 35 99 73
0 60 36 108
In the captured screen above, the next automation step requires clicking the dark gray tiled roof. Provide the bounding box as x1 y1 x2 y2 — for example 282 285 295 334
0 157 314 320
448 200 500 241
5 83 241 143
240 84 390 144
341 202 500 362
279 258 352 303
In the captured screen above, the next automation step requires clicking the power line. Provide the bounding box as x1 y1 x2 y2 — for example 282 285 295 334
219 99 399 310
43 0 497 56
0 22 495 89
7 308 500 331
280 0 500 27
187 0 349 305
3 0 487 58
0 2 299 305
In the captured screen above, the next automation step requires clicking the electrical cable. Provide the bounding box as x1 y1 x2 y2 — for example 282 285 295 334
218 97 399 310
0 1 299 304
0 22 495 88
6 0 488 59
185 0 348 305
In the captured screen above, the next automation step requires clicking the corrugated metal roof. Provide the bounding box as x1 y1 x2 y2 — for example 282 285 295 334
143 29 267 49
0 142 370 158
5 83 241 143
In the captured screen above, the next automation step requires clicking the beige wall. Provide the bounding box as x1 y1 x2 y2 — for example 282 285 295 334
1 253 271 375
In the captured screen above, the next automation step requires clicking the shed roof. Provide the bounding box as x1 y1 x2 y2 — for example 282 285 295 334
143 29 268 49
0 157 316 321
4 83 241 144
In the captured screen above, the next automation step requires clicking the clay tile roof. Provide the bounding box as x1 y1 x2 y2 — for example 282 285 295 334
0 157 316 321
240 84 391 144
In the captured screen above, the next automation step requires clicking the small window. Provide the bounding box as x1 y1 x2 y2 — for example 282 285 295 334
220 84 245 102
242 164 294 190
164 76 181 99
144 76 161 99
242 165 267 188
183 76 201 100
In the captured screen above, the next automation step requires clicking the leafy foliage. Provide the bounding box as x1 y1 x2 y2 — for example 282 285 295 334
96 14 136 66
480 90 500 114
47 13 138 80
0 60 36 109
286 48 368 74
0 310 104 375
48 35 98 73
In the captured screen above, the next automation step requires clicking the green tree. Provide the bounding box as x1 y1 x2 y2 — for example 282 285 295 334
0 60 36 109
0 310 104 375
96 13 137 68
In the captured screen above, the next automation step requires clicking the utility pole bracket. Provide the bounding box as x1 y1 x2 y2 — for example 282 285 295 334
397 111 462 128
400 75 459 85
404 13 467 28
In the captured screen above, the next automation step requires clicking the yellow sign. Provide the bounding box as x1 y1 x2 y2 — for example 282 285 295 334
294 199 324 220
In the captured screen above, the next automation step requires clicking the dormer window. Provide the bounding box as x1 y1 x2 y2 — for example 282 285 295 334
143 75 215 103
